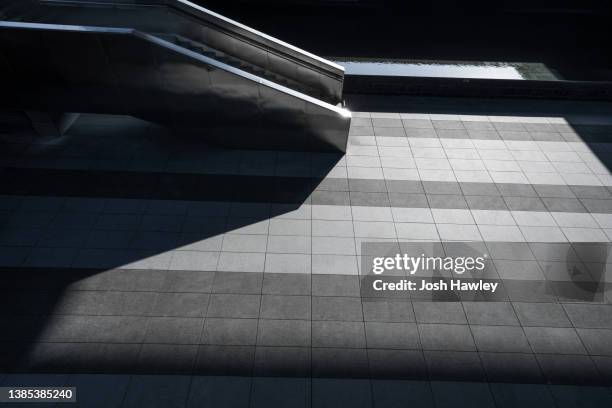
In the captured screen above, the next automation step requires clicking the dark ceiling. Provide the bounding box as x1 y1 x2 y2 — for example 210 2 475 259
195 0 611 78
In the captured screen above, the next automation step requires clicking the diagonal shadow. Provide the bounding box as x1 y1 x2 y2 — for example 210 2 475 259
2 106 612 403
0 113 341 378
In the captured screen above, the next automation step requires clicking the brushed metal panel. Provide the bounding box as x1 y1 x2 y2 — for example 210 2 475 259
16 0 345 103
0 21 350 152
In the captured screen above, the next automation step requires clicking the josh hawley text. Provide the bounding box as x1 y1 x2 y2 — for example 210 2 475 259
372 279 499 293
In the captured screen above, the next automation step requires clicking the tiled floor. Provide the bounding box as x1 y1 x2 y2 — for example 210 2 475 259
1 106 612 406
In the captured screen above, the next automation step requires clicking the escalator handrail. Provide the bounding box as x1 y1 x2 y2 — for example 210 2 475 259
0 20 351 118
38 0 345 79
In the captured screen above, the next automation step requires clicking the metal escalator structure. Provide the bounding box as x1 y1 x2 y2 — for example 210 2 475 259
0 0 351 152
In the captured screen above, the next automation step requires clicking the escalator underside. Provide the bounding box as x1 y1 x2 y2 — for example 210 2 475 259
0 0 351 152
